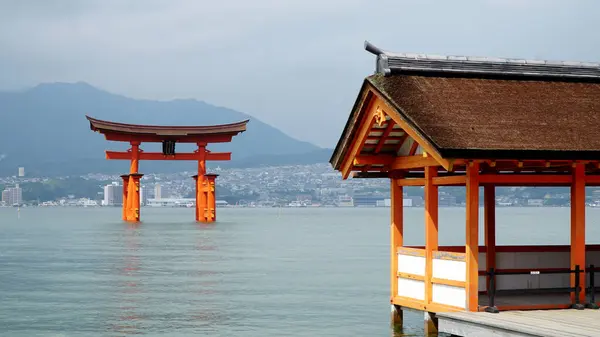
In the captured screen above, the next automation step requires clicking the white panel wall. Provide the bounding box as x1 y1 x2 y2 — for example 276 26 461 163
398 278 425 300
432 259 465 282
398 254 425 276
432 284 466 309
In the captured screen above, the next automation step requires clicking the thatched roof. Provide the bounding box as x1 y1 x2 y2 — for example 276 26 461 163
331 42 600 170
367 74 600 158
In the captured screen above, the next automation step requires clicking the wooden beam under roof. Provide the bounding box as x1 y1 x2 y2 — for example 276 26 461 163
374 120 397 154
352 171 390 178
370 93 453 170
340 99 377 179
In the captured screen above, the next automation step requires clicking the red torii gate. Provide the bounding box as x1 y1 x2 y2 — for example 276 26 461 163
86 116 248 223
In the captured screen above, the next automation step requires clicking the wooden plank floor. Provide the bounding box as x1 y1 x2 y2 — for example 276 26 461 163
438 309 600 337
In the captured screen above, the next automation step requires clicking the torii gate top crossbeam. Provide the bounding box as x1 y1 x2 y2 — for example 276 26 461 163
86 115 248 143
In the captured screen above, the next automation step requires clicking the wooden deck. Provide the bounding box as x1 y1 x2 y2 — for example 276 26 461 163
437 309 600 337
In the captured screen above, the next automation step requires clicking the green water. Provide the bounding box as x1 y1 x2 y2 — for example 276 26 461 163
1 207 598 336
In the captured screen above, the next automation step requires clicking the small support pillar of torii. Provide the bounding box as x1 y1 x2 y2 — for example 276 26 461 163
87 116 248 223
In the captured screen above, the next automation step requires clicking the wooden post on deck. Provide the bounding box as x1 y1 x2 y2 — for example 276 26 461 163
484 185 496 292
390 173 403 328
571 163 586 305
424 166 439 312
466 162 480 311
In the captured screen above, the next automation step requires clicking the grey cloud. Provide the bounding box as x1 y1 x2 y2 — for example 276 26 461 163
0 0 599 147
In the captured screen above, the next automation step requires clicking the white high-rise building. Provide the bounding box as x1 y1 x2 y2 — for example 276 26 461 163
140 185 153 206
12 184 22 205
2 184 22 206
154 184 162 200
103 184 123 206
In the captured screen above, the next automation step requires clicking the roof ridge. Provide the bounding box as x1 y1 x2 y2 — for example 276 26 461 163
364 40 600 79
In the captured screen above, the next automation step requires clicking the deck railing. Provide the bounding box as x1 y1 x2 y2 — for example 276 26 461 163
586 265 600 309
484 265 584 313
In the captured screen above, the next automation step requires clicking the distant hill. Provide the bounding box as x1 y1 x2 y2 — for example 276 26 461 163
0 82 330 175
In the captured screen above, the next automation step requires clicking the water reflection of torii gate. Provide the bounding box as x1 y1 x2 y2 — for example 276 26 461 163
86 116 248 223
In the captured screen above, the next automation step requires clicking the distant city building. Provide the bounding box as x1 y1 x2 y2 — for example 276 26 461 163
337 195 354 207
147 198 194 207
407 196 423 207
146 198 228 208
353 195 386 207
527 199 545 207
103 183 123 206
140 185 153 206
154 184 162 200
2 184 23 206
2 189 10 205
439 194 457 207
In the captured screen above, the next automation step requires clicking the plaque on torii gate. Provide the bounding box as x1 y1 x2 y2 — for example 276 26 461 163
86 116 248 223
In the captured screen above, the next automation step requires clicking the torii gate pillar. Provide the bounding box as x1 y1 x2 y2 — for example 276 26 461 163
120 174 129 221
125 173 143 222
193 174 218 223
204 174 219 222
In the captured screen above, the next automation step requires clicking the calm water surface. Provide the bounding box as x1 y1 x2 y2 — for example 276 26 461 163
2 206 600 336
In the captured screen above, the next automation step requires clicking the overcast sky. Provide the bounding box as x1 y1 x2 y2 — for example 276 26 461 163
1 0 599 147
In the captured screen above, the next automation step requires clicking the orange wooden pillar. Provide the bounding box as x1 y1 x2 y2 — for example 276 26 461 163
424 167 438 303
484 185 496 291
205 174 218 222
121 174 129 221
196 176 207 222
570 163 586 305
390 174 403 328
424 166 439 334
125 142 141 222
192 175 200 221
126 173 143 222
195 143 208 222
465 162 480 311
